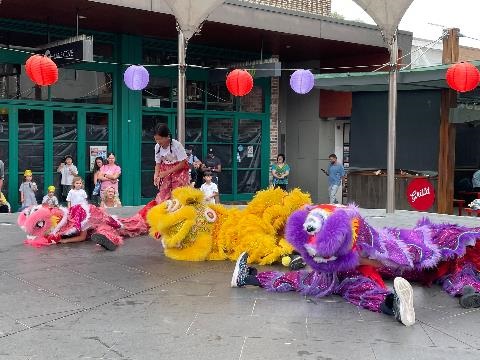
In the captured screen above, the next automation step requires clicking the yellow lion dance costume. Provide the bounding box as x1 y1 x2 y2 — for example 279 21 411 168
146 186 311 264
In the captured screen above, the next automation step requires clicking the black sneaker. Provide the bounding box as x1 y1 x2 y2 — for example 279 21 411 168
231 252 249 287
289 254 306 270
392 277 415 326
91 233 117 251
247 266 258 276
459 285 480 309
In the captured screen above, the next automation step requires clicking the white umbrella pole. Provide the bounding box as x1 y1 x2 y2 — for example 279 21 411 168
386 35 398 214
177 30 186 145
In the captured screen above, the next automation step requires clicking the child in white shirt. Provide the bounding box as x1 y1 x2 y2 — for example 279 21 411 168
200 171 219 204
66 176 88 208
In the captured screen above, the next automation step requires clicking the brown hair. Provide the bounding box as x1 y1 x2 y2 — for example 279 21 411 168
71 176 84 188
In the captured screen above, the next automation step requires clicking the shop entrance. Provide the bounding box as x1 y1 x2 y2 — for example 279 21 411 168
0 103 112 208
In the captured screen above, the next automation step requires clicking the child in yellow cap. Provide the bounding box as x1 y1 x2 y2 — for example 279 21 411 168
42 185 59 208
19 169 38 211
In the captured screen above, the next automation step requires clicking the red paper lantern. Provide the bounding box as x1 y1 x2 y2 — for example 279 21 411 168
445 62 480 92
226 69 253 96
25 55 58 86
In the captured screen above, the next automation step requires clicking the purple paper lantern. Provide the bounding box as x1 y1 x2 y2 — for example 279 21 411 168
290 69 314 94
124 65 149 90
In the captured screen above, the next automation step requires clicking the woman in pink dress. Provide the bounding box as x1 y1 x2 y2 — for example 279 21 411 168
98 152 122 199
153 124 189 203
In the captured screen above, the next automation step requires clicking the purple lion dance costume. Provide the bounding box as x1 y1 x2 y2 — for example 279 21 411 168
231 204 480 326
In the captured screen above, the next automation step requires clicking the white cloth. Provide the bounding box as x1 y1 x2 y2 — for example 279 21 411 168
200 182 218 204
58 164 78 185
155 139 187 165
66 189 88 207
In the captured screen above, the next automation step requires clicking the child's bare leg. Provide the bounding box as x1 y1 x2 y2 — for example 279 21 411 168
58 230 87 244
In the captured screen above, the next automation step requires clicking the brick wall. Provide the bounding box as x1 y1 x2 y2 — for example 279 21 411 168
270 76 279 163
238 0 331 16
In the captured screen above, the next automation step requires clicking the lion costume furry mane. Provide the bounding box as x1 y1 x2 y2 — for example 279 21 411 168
146 186 311 264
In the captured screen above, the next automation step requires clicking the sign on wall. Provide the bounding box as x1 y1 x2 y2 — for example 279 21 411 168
406 178 435 211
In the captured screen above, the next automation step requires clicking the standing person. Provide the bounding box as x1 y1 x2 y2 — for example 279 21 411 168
200 171 219 204
153 124 189 203
0 158 4 193
42 185 59 208
186 145 200 186
100 186 122 208
0 191 10 213
186 145 200 167
19 169 38 210
472 163 480 191
271 153 290 191
98 152 121 199
91 156 105 206
321 154 345 204
66 176 88 208
57 155 78 202
204 148 222 185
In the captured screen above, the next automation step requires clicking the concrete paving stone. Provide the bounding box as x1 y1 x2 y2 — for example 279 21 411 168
1 207 480 359
371 342 480 360
240 337 377 360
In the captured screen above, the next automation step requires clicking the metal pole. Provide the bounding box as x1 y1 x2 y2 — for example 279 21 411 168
177 30 186 145
386 35 398 213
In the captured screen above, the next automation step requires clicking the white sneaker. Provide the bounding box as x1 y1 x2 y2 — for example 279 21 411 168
393 277 415 326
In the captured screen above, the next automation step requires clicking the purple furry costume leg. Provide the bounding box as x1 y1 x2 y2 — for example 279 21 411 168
440 263 480 296
256 270 389 312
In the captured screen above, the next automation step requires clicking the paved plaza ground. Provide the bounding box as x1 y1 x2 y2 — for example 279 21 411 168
0 206 479 359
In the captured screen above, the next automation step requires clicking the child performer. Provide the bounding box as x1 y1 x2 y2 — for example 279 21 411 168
153 124 190 203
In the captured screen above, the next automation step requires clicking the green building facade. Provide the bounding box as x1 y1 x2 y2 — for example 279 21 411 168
0 18 272 209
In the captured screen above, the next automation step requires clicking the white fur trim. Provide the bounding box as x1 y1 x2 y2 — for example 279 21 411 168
51 207 69 235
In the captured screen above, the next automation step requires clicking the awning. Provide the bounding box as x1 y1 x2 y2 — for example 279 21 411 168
314 61 480 92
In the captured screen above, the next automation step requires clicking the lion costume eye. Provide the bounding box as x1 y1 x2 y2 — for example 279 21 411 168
165 199 181 212
204 208 217 223
303 208 329 235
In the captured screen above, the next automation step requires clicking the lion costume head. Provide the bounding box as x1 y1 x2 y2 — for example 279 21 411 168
285 204 360 273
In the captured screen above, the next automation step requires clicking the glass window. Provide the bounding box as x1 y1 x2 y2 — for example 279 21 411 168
0 108 9 140
86 112 109 141
141 143 156 171
142 114 168 141
207 118 233 142
237 170 261 193
53 111 78 141
93 42 114 61
207 76 235 111
85 142 108 171
19 143 44 172
50 70 113 104
143 77 171 108
238 119 261 143
53 143 77 171
173 80 206 110
186 117 202 142
18 109 44 140
218 170 232 195
240 85 265 113
0 63 48 101
206 144 232 168
237 144 261 168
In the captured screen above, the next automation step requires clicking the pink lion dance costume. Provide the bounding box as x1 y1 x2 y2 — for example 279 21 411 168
18 204 148 249
231 204 480 325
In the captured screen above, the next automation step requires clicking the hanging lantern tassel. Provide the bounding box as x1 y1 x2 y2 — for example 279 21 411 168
290 69 314 94
25 54 58 86
445 62 480 93
226 69 254 96
124 65 150 90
